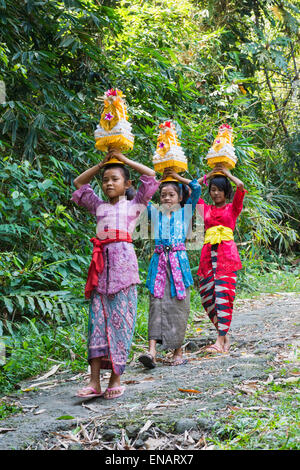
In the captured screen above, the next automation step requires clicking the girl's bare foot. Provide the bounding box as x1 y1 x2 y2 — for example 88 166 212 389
205 344 223 353
104 372 124 399
163 347 187 366
107 372 121 390
205 336 225 353
76 381 102 397
171 347 183 362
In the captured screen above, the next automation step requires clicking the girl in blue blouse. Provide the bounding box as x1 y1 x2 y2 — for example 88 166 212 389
138 168 201 368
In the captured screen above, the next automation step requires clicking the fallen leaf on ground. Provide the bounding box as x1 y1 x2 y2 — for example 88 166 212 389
145 402 179 410
243 407 272 411
53 432 80 443
57 439 69 449
23 405 39 411
141 376 155 382
32 364 61 382
138 420 152 435
226 364 238 371
184 430 195 444
67 373 85 381
277 376 299 384
264 374 274 384
38 384 59 390
227 405 241 411
81 403 99 412
34 409 47 415
212 389 226 397
80 423 90 441
29 380 54 388
178 388 202 394
145 437 167 450
235 385 258 395
56 415 75 420
195 436 206 448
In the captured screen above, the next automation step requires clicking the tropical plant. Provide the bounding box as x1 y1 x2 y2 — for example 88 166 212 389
0 0 299 327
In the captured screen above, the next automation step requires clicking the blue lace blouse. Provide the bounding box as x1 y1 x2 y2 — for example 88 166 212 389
145 179 201 297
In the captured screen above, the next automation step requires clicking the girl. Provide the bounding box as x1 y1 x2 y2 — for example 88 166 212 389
197 164 246 353
138 168 201 368
72 149 160 399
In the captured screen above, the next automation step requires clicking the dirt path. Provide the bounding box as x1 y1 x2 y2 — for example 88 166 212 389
0 292 299 450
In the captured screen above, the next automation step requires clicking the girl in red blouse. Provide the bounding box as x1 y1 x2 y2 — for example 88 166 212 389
197 164 246 354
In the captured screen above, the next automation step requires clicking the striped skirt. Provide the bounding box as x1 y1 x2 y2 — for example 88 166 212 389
199 244 237 336
88 286 137 375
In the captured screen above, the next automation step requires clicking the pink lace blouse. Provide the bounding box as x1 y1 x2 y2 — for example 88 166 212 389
196 188 247 277
72 175 160 295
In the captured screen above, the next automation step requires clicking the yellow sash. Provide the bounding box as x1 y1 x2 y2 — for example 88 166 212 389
204 225 234 245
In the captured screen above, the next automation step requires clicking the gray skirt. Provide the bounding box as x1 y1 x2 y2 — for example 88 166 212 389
148 263 190 350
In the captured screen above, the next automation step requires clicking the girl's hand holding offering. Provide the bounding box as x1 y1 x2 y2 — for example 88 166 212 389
206 165 230 179
213 164 230 177
207 164 244 190
219 168 231 177
198 165 227 185
162 168 178 181
106 148 127 163
105 148 156 177
206 169 217 179
99 153 113 168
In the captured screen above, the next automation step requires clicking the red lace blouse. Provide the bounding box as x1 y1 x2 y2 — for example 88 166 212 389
196 188 247 277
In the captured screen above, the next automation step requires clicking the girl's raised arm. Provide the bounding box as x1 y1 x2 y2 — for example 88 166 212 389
218 167 244 190
197 169 217 185
73 155 111 189
162 168 191 185
205 165 244 190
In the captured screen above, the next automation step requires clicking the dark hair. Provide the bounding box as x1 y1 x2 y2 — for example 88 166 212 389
208 175 233 200
159 181 190 207
102 163 136 200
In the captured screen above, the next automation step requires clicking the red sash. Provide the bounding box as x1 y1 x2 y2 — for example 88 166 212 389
85 229 132 299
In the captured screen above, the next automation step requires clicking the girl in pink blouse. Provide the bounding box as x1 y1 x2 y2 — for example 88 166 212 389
197 165 246 354
72 149 159 399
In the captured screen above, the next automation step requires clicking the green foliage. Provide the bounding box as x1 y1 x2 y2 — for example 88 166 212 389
0 401 22 420
0 156 89 322
0 314 88 394
0 264 299 396
0 2 299 337
237 252 300 295
208 381 300 450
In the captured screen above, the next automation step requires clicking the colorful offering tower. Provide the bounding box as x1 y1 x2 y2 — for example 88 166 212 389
94 89 134 163
152 121 188 181
206 124 237 170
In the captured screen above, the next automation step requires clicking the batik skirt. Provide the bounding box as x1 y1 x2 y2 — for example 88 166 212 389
148 263 190 349
199 244 237 336
88 286 137 375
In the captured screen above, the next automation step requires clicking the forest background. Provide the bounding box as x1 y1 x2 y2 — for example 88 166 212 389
0 0 299 398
